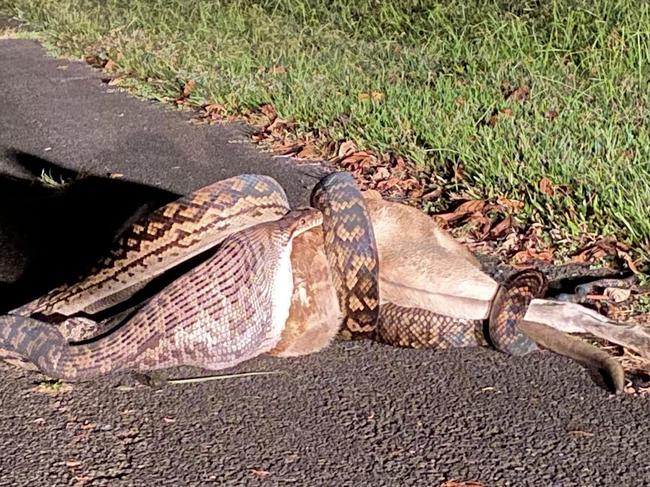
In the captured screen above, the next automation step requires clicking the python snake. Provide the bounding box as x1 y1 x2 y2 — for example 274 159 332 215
0 172 618 388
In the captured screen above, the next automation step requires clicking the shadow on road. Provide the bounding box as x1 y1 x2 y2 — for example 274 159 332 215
0 149 178 312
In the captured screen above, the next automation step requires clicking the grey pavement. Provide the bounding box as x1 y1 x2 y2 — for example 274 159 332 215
0 39 649 487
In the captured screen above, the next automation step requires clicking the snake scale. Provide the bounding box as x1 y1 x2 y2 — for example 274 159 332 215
0 172 616 388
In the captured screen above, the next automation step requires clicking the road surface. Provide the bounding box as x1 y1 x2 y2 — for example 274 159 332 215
0 38 649 486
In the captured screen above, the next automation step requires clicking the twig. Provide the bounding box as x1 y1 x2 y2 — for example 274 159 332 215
167 370 282 384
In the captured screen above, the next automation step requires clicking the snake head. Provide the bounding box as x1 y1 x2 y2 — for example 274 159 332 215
283 208 323 239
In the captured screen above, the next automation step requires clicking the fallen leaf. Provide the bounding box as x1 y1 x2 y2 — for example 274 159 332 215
377 177 403 191
422 187 443 200
340 151 375 168
269 65 286 75
103 59 116 72
506 85 530 102
358 91 384 102
204 103 226 121
546 109 559 121
295 143 319 159
488 108 513 127
338 140 357 158
604 287 632 303
372 166 391 181
434 200 486 225
453 163 465 181
260 104 276 119
455 200 486 214
539 177 556 197
512 248 554 264
274 142 303 156
490 216 514 238
497 197 524 211
180 79 196 99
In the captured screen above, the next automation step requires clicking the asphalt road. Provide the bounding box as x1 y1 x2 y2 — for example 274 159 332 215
0 38 649 487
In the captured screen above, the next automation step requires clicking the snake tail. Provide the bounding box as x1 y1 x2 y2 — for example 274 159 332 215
488 269 548 356
310 172 380 338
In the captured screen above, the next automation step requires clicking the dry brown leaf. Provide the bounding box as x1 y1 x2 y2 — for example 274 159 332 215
546 109 559 121
84 54 105 68
372 166 391 181
512 248 553 264
260 104 276 119
539 177 556 197
453 163 465 181
295 144 319 160
604 287 632 303
358 91 385 102
490 216 514 238
488 108 513 127
266 117 293 134
422 187 443 201
180 79 196 99
377 177 403 191
455 200 486 214
507 85 530 102
103 59 116 72
274 143 304 156
338 140 357 158
497 197 524 211
340 151 375 167
204 103 226 120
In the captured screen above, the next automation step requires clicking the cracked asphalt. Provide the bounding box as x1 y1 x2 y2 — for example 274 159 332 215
1 38 649 487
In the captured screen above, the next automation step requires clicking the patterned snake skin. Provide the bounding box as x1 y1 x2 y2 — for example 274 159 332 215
310 173 380 339
0 209 322 380
16 174 291 318
0 172 543 380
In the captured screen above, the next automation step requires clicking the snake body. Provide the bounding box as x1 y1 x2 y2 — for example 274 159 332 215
310 173 380 339
17 175 291 318
0 172 590 382
0 209 321 380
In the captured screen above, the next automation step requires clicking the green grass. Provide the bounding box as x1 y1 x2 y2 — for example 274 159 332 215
2 0 649 268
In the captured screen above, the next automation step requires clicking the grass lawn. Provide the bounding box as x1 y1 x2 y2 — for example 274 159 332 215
2 0 649 270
